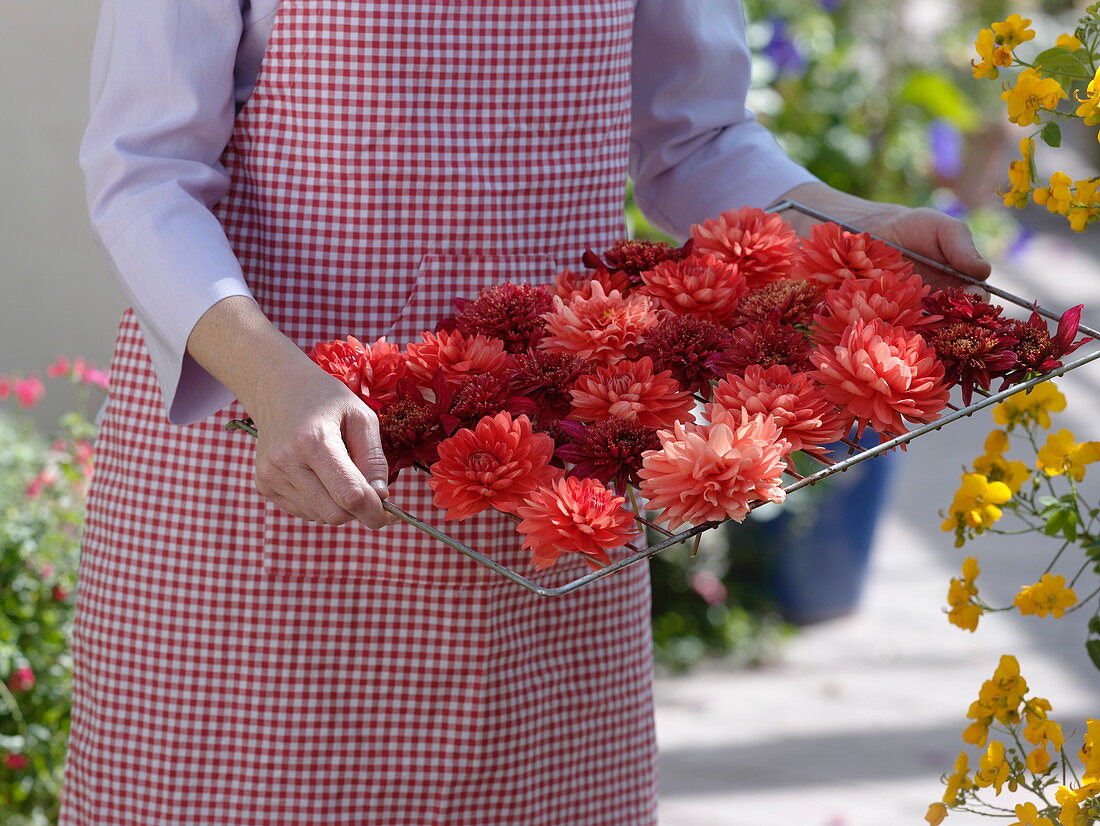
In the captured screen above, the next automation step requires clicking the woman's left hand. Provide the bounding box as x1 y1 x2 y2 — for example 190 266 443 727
773 182 992 292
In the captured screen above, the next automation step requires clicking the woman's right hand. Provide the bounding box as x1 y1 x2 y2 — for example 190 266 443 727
186 296 395 529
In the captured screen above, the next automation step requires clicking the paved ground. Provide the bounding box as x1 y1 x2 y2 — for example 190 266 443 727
655 218 1100 825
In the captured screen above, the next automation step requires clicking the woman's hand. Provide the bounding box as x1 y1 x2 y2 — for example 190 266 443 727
773 182 992 291
186 296 396 529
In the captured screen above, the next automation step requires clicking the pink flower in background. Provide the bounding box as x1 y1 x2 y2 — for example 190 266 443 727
690 207 799 287
3 753 29 771
46 356 71 378
710 364 849 456
570 357 695 431
25 469 59 500
516 475 638 570
7 666 35 693
791 222 912 289
639 410 790 529
812 268 931 348
690 571 728 605
539 281 658 366
404 329 508 389
811 319 949 439
14 377 45 409
639 254 748 324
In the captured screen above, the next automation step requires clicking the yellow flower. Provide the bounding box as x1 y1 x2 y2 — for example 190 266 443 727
973 27 1014 79
1024 698 1066 749
1080 719 1100 782
946 556 984 630
1026 745 1052 774
974 429 1031 495
993 382 1066 430
943 475 1012 542
1036 429 1100 480
1002 68 1066 126
1015 574 1078 619
1076 68 1100 126
1057 33 1084 51
1012 801 1057 826
1065 177 1100 232
1055 781 1100 826
942 751 973 804
1035 171 1076 216
926 801 949 825
992 14 1036 49
1002 137 1035 208
969 654 1028 728
974 740 1010 793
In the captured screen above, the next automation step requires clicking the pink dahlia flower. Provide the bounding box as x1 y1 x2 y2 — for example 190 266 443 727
639 254 748 325
791 222 912 289
539 281 658 366
570 356 695 431
404 329 509 390
689 207 799 287
812 268 932 348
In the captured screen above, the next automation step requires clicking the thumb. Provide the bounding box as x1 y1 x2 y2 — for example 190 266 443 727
938 218 992 282
345 404 390 499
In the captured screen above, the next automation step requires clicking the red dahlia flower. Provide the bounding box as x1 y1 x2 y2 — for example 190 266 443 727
516 476 639 571
404 329 509 390
507 349 593 423
454 282 555 353
1004 305 1091 381
637 313 733 396
639 254 748 325
553 268 634 301
922 287 1006 329
812 269 931 348
555 417 660 494
690 207 799 287
308 335 367 394
733 279 822 327
711 315 815 376
811 319 949 439
372 378 446 482
639 410 790 529
582 239 693 284
539 281 658 366
929 321 1018 405
429 411 559 521
791 222 912 289
710 364 849 456
439 373 540 435
570 356 696 431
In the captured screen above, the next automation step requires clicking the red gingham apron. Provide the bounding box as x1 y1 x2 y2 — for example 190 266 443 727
60 2 657 824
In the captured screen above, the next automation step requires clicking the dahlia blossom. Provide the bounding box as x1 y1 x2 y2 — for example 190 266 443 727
539 281 658 366
515 475 639 571
1003 305 1091 381
639 254 748 324
690 207 799 286
404 329 509 389
552 268 633 301
811 319 950 438
710 364 849 455
637 313 733 396
556 417 660 494
639 410 790 529
429 412 559 520
454 282 555 353
439 373 539 435
733 279 822 327
929 321 1018 404
712 315 815 376
922 287 1006 329
373 379 445 481
308 335 367 394
507 350 593 423
791 222 912 289
570 356 696 431
812 269 932 348
582 238 692 283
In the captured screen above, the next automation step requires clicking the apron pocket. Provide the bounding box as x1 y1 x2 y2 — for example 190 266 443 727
261 499 381 581
385 250 558 345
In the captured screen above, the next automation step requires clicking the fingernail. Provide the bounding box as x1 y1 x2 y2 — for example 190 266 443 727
370 479 389 495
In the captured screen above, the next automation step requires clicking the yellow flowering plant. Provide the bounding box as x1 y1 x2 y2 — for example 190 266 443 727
973 7 1100 231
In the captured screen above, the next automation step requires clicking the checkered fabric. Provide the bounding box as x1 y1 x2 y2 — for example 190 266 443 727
60 2 657 824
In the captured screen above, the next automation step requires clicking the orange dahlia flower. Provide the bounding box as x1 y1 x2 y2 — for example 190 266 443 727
812 268 931 348
710 364 849 456
570 356 695 430
689 207 799 287
639 411 790 529
790 222 912 290
515 475 639 570
639 254 749 324
539 281 658 366
811 318 950 439
429 412 559 521
404 329 509 390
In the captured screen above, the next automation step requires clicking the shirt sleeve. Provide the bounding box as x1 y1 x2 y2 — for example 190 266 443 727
629 0 821 241
80 0 255 425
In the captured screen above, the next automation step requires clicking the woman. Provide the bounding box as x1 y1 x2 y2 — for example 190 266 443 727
65 1 990 823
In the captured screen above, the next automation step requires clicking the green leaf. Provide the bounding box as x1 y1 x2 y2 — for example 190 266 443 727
1041 121 1063 148
1088 639 1100 671
1033 47 1092 84
896 71 980 131
1089 616 1100 635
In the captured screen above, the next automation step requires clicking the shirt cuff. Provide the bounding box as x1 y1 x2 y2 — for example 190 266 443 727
103 196 253 425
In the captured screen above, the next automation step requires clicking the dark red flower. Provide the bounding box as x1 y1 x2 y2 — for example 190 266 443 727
922 287 1006 329
582 238 693 285
371 377 445 482
637 313 733 396
507 350 593 423
556 417 660 494
733 279 823 327
454 282 556 353
929 322 1018 405
711 314 815 376
440 373 540 435
1004 304 1092 380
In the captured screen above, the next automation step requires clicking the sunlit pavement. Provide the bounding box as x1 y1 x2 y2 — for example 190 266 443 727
655 220 1100 826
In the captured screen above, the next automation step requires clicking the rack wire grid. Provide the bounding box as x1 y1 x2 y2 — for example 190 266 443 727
232 201 1100 597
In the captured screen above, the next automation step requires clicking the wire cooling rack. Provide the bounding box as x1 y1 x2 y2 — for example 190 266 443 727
243 201 1100 597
